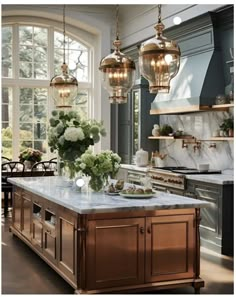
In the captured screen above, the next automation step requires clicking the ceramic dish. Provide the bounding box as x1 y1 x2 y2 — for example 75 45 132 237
105 191 120 196
119 192 154 199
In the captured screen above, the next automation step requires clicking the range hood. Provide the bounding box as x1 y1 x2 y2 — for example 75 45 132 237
150 12 225 115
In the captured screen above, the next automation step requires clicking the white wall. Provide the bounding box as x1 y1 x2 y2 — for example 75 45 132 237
118 4 225 48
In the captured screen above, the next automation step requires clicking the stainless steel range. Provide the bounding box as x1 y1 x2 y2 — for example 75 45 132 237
148 166 221 195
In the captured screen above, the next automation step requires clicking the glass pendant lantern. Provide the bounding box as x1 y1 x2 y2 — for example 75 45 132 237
99 6 135 104
139 5 181 94
50 5 78 108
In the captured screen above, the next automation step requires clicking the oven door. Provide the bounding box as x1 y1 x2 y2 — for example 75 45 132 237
152 183 184 196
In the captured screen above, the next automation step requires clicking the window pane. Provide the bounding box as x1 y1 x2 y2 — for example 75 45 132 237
34 122 46 139
19 62 32 78
34 46 47 62
54 31 64 48
19 26 33 45
34 141 47 153
34 105 46 121
20 141 33 151
2 140 13 160
19 45 33 62
2 26 12 43
68 49 88 82
34 27 47 47
73 89 88 120
34 88 47 104
19 105 33 122
2 125 12 141
69 39 87 51
34 63 47 79
19 123 33 140
2 87 13 104
20 88 33 104
2 59 12 77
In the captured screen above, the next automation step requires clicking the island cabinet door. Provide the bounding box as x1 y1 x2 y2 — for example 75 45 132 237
86 218 145 290
21 191 31 241
31 197 43 252
145 212 195 283
12 189 22 231
57 208 77 284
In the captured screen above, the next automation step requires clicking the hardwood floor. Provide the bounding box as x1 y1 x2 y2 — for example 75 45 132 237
1 213 234 294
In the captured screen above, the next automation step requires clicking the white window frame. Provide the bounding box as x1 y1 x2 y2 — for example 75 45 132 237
2 20 94 160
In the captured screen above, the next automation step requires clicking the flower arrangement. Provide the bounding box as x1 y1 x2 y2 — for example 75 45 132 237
48 110 106 178
76 150 121 191
19 148 42 163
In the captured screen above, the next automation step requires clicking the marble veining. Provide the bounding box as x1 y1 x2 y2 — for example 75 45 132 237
159 110 234 171
8 176 208 214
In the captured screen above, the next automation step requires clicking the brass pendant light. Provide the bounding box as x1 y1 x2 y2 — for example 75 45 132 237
99 5 136 104
139 4 181 94
50 5 78 108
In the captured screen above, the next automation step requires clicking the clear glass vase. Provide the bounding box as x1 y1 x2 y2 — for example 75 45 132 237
89 175 105 192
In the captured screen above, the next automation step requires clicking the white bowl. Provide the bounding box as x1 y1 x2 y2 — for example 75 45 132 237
198 163 209 172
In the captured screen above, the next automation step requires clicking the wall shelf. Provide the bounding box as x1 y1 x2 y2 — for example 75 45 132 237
149 103 234 115
148 135 194 140
210 137 234 141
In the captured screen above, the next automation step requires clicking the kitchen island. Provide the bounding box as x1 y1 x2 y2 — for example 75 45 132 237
9 176 208 294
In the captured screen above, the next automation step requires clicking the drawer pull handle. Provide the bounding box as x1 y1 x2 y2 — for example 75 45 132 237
77 228 86 233
140 227 145 234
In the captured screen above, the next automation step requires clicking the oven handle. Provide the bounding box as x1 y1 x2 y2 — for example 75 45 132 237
152 185 167 192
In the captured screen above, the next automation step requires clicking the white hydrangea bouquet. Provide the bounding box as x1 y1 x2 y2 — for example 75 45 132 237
75 149 121 192
48 110 106 179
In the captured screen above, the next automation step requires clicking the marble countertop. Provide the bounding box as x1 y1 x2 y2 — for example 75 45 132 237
185 174 234 185
120 164 149 172
8 176 208 215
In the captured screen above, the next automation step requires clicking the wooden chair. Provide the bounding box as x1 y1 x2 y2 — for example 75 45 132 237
1 161 25 217
31 161 57 176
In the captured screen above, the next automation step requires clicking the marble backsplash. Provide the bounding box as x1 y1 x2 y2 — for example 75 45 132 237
158 110 234 171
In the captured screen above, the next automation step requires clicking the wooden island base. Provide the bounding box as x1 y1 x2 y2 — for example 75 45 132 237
11 185 205 294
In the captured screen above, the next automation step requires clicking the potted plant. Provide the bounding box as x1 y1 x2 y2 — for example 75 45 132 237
219 117 234 137
19 148 43 168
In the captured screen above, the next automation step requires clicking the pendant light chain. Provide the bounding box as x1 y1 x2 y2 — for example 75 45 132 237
63 4 66 64
116 5 119 40
158 4 162 24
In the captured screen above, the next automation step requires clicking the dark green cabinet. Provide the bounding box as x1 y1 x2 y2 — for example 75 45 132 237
186 180 233 256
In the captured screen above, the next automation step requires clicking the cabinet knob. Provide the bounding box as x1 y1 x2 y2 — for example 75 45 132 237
147 226 151 234
140 227 145 234
46 229 51 234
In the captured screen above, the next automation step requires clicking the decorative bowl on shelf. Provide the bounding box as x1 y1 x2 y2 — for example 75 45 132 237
215 94 228 105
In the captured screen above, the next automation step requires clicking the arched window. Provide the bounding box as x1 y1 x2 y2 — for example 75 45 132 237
2 23 92 160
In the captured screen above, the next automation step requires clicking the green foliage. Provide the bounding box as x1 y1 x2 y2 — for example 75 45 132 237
19 148 42 163
160 124 173 136
220 117 234 132
75 150 121 191
48 110 106 178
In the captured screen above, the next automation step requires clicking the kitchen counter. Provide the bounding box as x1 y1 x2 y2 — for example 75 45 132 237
120 163 149 172
8 176 208 214
185 174 234 185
